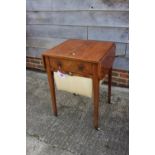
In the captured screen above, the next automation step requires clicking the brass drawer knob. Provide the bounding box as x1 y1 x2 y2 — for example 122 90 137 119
69 72 73 76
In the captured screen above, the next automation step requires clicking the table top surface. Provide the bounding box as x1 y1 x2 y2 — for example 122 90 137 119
42 39 115 63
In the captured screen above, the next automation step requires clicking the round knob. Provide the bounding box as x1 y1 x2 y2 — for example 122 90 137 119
69 72 73 76
78 64 84 71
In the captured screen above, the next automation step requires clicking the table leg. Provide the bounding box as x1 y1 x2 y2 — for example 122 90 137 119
108 68 112 104
45 57 57 116
92 66 100 129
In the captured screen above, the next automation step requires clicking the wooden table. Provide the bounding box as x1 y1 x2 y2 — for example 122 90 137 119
42 39 116 129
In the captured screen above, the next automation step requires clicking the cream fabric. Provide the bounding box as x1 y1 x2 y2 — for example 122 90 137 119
54 72 92 97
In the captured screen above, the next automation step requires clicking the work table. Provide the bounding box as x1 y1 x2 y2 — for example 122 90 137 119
42 39 116 129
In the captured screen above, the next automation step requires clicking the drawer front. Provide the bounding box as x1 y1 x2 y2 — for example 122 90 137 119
49 58 93 76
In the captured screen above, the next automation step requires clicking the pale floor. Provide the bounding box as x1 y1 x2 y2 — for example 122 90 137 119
26 70 129 155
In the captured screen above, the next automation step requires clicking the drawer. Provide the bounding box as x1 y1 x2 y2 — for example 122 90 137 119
49 58 93 76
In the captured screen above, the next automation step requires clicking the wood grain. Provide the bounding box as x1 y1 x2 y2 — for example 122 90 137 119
49 57 93 77
43 39 114 63
92 64 100 129
108 68 112 104
45 56 57 116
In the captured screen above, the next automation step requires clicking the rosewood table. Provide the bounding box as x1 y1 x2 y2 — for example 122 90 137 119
42 39 116 129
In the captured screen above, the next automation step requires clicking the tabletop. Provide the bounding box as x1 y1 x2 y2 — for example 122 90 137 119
42 39 115 63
